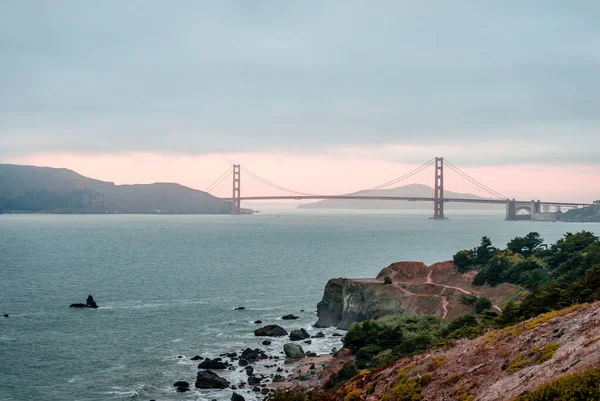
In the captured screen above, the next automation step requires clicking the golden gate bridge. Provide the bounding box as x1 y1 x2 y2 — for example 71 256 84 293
205 157 592 220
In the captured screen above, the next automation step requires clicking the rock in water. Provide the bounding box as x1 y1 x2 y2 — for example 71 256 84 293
312 332 325 338
234 306 245 310
254 325 288 337
283 343 305 358
86 295 97 308
69 295 98 309
261 340 271 345
282 314 298 320
173 381 190 392
231 392 245 401
289 328 310 341
3 314 8 318
195 370 230 389
198 358 229 369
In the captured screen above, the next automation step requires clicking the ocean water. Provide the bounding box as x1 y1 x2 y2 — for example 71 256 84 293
1 211 599 401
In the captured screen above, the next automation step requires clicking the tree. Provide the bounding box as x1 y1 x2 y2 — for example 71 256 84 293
453 250 473 273
475 236 495 265
507 232 544 257
475 297 492 314
384 276 392 285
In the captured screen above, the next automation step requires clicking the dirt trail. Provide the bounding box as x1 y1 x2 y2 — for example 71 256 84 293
358 271 498 319
439 287 448 319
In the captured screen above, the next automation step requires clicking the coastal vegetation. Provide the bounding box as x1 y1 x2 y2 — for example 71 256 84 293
267 231 600 401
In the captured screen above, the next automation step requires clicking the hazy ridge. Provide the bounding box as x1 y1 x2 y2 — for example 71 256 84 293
0 164 233 214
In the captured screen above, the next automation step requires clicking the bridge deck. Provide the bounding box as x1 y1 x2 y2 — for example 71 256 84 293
223 196 591 207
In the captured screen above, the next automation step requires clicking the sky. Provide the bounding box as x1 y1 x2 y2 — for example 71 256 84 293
1 1 599 202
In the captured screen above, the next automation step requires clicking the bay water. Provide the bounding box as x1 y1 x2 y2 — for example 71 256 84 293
1 211 599 401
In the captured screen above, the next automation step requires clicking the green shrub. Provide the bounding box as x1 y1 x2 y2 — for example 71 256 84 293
384 275 392 285
506 354 530 374
344 315 445 368
513 367 600 401
475 297 492 314
536 342 559 364
460 294 478 306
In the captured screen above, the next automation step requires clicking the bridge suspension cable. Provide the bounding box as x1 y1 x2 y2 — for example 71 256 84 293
444 159 508 200
205 166 233 193
364 158 435 192
240 166 319 196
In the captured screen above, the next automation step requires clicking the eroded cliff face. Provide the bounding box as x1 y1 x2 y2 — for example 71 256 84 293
315 261 524 329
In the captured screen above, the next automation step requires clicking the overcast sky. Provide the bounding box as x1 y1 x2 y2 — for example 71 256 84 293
1 1 599 200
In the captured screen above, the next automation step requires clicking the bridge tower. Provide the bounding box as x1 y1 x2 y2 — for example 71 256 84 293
432 157 445 219
232 164 241 214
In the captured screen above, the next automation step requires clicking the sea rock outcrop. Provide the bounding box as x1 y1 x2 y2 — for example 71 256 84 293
69 295 98 309
198 358 229 369
195 369 230 389
289 328 310 341
254 325 288 337
315 261 524 329
283 343 305 358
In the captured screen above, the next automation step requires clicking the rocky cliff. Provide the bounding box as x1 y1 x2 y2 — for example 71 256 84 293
315 261 524 329
559 204 600 222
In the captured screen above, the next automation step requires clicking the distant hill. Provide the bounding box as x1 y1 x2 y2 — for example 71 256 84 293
0 164 238 214
297 183 503 210
559 204 600 222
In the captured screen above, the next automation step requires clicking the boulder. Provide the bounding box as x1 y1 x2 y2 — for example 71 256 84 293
3 314 8 318
244 366 254 376
261 340 271 346
254 320 262 324
231 393 245 401
248 375 261 385
261 388 269 395
312 332 325 338
282 314 298 320
86 295 97 308
173 381 189 388
289 328 310 341
69 295 98 309
303 340 312 345
190 355 203 360
254 325 288 337
241 348 259 360
195 370 230 389
234 307 245 310
198 358 228 369
176 386 190 392
283 343 305 358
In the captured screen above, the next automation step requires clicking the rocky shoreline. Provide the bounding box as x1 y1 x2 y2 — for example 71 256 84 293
176 315 345 400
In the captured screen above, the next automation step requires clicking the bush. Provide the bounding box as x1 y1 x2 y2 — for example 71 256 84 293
514 367 600 401
475 297 492 314
384 275 392 285
344 315 445 368
460 294 478 306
